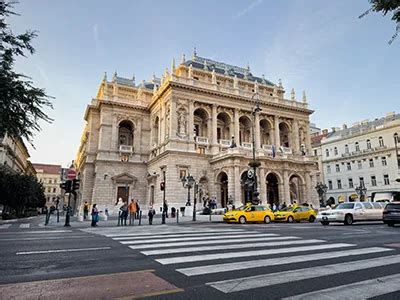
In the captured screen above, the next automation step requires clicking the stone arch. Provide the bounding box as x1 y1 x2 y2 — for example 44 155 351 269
152 116 160 146
260 118 273 146
118 120 135 146
239 115 252 144
266 172 280 207
216 171 228 208
198 176 210 207
279 121 291 147
194 107 210 137
217 112 231 141
288 173 305 204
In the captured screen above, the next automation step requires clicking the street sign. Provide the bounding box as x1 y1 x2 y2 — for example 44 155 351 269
67 169 76 180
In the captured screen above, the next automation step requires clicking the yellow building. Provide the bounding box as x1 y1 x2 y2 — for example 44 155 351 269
32 164 62 208
76 51 318 215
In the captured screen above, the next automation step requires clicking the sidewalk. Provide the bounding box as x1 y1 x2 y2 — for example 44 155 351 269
40 213 224 228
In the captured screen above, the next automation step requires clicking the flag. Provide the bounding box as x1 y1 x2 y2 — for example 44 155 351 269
272 144 276 158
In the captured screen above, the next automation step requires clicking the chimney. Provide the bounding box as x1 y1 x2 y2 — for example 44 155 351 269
343 124 347 130
322 129 328 135
331 127 336 133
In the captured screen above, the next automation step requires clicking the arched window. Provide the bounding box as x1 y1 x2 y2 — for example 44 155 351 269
334 147 338 155
345 144 349 154
366 139 371 150
118 120 134 146
355 142 360 152
379 136 384 147
325 149 329 157
279 122 290 147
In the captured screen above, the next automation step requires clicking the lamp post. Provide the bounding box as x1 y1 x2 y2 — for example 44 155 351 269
181 175 196 220
315 182 328 207
394 133 399 169
161 170 166 224
248 92 262 204
355 182 367 202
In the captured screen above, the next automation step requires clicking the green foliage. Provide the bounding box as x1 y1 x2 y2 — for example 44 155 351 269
0 1 53 146
360 0 400 44
0 166 46 218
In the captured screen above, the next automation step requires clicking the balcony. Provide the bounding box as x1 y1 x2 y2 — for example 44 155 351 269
219 139 231 148
241 142 253 149
196 136 209 145
119 145 134 153
281 147 292 154
262 144 273 153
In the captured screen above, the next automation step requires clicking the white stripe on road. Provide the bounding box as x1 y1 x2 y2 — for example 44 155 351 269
0 235 93 241
13 230 73 234
16 247 111 255
114 231 249 240
128 235 288 250
142 239 325 256
105 229 245 237
0 224 12 229
283 272 400 300
208 250 397 293
19 224 30 228
156 243 354 265
121 233 278 245
177 247 388 276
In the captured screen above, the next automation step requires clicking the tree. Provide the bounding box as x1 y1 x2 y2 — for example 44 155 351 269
0 1 53 146
359 0 400 44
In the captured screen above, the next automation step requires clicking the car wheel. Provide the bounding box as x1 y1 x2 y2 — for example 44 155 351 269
344 214 353 225
287 216 294 223
309 216 316 223
321 221 329 226
264 216 271 224
239 216 246 224
387 222 395 227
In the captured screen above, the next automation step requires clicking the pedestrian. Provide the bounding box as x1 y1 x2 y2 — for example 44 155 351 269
165 200 169 218
272 203 277 212
83 201 89 220
281 202 287 210
148 206 156 225
135 200 141 219
120 201 128 226
303 202 309 207
128 199 137 225
91 204 99 227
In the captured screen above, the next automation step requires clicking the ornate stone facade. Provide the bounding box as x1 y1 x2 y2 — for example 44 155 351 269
75 53 319 215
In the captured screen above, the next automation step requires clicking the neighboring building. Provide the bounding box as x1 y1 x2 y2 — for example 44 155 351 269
310 123 321 137
321 112 400 203
0 133 35 175
75 51 319 215
32 164 62 208
311 129 330 186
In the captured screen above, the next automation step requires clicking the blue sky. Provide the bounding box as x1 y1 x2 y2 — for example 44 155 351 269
10 0 400 166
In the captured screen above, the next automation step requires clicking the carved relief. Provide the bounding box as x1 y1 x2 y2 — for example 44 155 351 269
177 106 187 136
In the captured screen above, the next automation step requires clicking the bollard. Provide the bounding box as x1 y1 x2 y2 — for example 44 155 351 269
177 210 179 223
117 211 121 226
139 210 142 226
45 212 50 225
57 209 59 223
209 211 212 222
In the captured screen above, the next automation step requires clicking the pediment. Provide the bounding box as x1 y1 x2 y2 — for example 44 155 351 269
111 172 138 184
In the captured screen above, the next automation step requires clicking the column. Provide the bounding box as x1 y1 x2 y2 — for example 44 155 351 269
283 170 290 203
234 165 241 206
188 100 194 140
305 123 312 154
254 112 260 150
228 167 235 204
160 102 165 143
305 172 312 204
170 98 177 138
274 116 280 147
259 168 266 203
212 104 218 145
111 116 118 150
293 119 300 154
234 109 240 146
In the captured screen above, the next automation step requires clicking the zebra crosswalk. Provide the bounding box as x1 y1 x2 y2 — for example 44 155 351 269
88 226 400 298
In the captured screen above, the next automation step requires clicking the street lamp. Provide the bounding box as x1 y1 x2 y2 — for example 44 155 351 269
181 175 196 220
161 171 166 224
248 92 262 204
315 182 328 207
394 133 399 169
355 182 367 202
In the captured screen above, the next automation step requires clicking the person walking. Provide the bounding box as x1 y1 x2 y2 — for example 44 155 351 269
91 204 99 227
83 201 89 220
135 200 141 219
128 199 137 225
272 203 277 212
148 206 156 225
120 201 128 226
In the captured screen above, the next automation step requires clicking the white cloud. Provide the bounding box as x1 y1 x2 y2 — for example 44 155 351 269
234 0 263 18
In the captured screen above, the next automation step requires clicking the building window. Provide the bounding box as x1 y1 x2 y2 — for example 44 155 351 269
49 179 52 184
325 149 329 157
314 149 317 156
369 159 374 168
345 145 349 154
379 137 384 147
358 160 362 169
53 187 56 193
328 180 333 190
334 147 338 155
197 147 206 154
382 156 387 166
384 174 390 185
347 162 351 171
335 164 340 172
355 142 360 152
348 178 354 188
179 169 187 179
118 120 134 146
327 165 331 174
337 180 342 189
359 177 364 186
366 139 371 150
371 176 377 187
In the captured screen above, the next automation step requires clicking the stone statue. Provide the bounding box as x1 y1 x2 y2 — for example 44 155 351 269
177 108 187 135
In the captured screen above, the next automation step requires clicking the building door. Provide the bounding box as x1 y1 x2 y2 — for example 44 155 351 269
150 185 155 206
266 173 279 207
117 186 129 203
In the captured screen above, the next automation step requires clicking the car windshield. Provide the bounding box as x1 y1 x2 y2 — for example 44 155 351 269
336 203 355 209
236 206 249 211
280 207 294 212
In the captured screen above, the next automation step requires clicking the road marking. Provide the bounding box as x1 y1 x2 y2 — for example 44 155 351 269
104 229 245 237
208 250 397 293
128 235 289 250
0 235 93 241
156 243 354 265
121 233 278 245
114 231 249 240
0 224 12 229
19 224 30 228
177 247 388 276
16 247 111 255
142 239 325 256
9 230 73 234
283 273 400 300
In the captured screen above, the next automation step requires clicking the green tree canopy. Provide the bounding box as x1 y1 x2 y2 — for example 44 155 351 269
0 1 53 145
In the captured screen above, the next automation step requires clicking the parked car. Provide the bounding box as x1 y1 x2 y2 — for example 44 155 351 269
383 202 400 227
273 205 316 223
317 202 384 225
223 204 274 224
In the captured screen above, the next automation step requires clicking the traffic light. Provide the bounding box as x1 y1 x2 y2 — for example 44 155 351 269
72 179 80 191
65 180 72 192
160 181 165 191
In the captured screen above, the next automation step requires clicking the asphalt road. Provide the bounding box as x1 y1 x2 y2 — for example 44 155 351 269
1 217 400 299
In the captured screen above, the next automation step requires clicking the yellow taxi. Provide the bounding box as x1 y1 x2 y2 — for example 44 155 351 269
273 205 316 223
223 204 275 224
